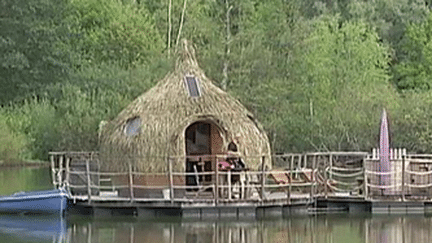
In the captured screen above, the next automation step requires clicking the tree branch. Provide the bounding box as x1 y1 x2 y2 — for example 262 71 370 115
167 0 172 57
175 0 188 50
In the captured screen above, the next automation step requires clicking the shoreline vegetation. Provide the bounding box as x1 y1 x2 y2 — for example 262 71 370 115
0 160 49 168
2 1 432 164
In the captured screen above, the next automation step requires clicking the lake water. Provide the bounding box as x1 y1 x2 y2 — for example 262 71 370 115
0 167 431 243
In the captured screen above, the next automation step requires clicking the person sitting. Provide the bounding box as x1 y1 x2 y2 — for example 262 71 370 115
218 160 234 171
225 151 245 171
227 135 241 152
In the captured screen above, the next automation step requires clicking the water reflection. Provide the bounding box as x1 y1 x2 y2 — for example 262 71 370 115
63 215 432 243
0 214 432 242
0 214 66 243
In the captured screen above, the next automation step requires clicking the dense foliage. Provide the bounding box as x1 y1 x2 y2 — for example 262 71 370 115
1 0 432 163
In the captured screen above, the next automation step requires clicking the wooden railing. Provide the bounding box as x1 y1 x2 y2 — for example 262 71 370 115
50 150 432 203
50 152 321 204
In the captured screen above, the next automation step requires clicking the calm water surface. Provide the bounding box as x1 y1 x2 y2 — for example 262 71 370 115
0 167 431 243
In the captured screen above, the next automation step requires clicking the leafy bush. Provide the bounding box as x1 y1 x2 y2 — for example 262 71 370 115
0 113 27 163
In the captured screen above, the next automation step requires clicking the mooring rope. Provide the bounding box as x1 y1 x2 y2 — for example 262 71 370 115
406 183 432 188
405 170 432 176
330 166 363 172
366 183 401 189
365 170 397 176
327 170 363 178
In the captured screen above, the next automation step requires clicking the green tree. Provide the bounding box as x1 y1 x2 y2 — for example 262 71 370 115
392 91 432 152
0 0 72 104
64 0 164 69
394 12 432 91
276 16 397 151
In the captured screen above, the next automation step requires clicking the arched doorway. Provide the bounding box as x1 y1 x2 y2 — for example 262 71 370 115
185 121 223 189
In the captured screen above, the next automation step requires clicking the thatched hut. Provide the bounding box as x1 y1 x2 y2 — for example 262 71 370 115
100 41 271 195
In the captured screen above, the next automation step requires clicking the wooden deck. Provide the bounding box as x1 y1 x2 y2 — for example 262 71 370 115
49 150 432 217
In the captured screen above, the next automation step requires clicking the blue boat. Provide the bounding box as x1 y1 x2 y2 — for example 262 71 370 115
0 188 69 214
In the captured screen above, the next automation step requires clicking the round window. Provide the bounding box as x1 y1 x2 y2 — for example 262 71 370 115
124 117 141 136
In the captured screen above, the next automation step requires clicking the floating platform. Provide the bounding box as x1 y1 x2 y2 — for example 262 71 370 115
67 199 311 219
65 195 432 218
47 151 432 218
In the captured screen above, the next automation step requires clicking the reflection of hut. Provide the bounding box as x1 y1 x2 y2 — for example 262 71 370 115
100 40 271 197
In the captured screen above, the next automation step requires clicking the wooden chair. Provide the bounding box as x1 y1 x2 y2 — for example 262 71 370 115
269 171 291 184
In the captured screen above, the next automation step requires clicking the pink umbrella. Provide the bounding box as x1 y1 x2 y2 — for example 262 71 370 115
379 109 390 195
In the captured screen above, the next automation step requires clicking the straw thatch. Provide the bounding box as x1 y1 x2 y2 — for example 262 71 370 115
100 40 271 172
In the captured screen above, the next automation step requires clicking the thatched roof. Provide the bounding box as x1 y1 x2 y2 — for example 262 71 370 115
100 40 271 172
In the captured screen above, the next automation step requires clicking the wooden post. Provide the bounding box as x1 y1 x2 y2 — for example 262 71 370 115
85 159 92 203
311 155 316 205
215 156 219 205
402 154 405 201
58 155 63 187
364 159 368 200
288 155 294 205
324 166 328 199
326 154 332 198
228 170 231 200
50 154 56 188
304 154 308 169
65 156 70 191
168 157 174 204
128 163 134 202
261 156 265 202
97 156 101 193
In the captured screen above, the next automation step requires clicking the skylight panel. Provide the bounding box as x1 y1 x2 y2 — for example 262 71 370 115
184 75 201 97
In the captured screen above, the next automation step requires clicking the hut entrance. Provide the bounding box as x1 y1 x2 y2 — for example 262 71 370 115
185 121 223 190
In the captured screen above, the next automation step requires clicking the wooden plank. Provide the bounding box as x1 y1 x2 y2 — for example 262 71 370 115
311 155 316 204
65 156 70 190
58 155 63 187
261 156 265 202
309 151 369 156
289 155 293 204
50 154 56 187
402 155 406 201
268 171 286 184
228 171 231 200
215 156 219 205
168 157 174 203
128 163 134 202
329 154 333 181
325 155 330 199
86 159 92 203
